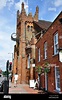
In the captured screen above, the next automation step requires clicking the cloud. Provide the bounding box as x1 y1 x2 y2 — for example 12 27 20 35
48 7 56 11
15 0 28 14
0 0 14 10
53 0 62 7
0 0 7 10
0 16 15 71
0 57 6 71
0 30 15 56
7 0 14 10
15 1 21 11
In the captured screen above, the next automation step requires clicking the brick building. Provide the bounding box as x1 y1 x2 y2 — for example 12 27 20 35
35 11 62 93
11 2 51 84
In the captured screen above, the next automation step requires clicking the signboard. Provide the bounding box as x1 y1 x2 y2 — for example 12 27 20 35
32 64 35 67
29 80 35 88
59 50 62 62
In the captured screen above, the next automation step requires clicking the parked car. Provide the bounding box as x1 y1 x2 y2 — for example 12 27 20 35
0 75 6 92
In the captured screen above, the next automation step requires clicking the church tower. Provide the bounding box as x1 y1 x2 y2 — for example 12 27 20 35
12 2 39 84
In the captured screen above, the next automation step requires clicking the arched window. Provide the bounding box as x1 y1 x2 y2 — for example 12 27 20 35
27 25 33 31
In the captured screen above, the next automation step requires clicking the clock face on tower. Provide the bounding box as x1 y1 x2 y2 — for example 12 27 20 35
11 33 19 43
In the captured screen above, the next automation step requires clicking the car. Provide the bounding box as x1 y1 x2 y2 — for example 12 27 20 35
0 75 6 92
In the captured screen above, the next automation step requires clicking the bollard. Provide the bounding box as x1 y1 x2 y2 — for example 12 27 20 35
3 80 9 94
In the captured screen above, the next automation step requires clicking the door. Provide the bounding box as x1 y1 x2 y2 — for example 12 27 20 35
55 67 60 91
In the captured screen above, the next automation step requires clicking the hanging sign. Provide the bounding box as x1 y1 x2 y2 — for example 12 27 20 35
59 50 62 62
32 64 35 67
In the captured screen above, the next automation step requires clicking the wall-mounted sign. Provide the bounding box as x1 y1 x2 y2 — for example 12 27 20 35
32 64 35 67
59 50 62 62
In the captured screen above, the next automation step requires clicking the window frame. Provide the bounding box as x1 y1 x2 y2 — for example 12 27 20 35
54 32 58 55
44 42 47 59
38 48 40 62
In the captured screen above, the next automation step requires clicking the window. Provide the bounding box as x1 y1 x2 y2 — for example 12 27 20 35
27 26 32 31
38 48 40 62
44 42 47 59
54 33 58 55
27 54 30 68
55 67 60 91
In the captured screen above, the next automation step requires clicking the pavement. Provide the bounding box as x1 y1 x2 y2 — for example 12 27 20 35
9 80 46 94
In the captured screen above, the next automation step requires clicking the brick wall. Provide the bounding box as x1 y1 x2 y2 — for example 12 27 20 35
35 12 62 93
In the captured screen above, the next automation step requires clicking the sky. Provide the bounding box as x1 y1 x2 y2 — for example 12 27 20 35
0 0 62 71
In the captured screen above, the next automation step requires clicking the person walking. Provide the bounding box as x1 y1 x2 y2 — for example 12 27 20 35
14 73 18 87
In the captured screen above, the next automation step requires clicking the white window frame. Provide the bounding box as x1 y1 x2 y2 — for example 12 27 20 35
55 66 60 91
54 33 58 55
38 48 40 62
44 42 47 59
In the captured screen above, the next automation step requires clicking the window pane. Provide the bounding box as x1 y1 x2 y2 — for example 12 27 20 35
44 42 47 59
38 48 40 62
56 67 60 89
54 33 58 55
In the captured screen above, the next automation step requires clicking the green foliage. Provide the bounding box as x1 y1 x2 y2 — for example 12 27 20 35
44 62 49 67
35 65 42 74
44 67 50 73
35 62 50 74
44 62 50 73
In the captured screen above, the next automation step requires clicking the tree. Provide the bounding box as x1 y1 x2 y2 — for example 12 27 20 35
2 71 10 77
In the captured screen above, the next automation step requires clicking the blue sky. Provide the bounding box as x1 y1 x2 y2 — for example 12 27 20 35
0 0 62 71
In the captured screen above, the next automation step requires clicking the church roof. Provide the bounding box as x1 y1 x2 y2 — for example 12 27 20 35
34 20 52 30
